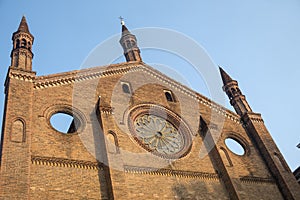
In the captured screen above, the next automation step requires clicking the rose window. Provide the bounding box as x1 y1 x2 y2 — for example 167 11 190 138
133 114 185 156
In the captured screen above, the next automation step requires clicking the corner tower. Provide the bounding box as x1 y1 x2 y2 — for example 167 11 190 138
11 16 34 71
0 16 36 199
219 67 252 116
119 19 142 62
220 67 300 199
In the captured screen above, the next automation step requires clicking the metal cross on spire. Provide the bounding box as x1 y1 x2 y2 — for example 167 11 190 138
119 16 125 25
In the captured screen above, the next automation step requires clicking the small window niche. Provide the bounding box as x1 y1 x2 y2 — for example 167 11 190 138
11 119 25 143
164 90 175 102
121 82 131 94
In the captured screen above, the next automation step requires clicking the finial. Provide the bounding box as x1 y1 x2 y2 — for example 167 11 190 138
119 16 125 25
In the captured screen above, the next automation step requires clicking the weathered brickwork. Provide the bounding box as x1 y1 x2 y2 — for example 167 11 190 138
0 16 299 199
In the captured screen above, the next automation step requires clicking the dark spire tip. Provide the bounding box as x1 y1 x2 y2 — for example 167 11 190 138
17 16 30 33
219 66 234 85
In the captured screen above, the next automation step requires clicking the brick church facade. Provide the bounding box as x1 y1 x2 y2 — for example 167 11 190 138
0 17 299 199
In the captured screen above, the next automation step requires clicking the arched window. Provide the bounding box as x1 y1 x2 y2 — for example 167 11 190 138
28 42 31 50
16 39 20 48
227 91 233 100
219 147 233 167
164 90 174 102
121 82 131 94
131 40 136 47
107 131 120 154
21 39 27 48
11 119 25 143
126 40 132 48
274 152 289 171
231 88 237 95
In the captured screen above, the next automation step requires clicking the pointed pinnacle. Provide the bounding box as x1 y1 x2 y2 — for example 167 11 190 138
122 24 129 32
120 18 131 35
219 66 234 85
121 24 132 37
17 16 30 33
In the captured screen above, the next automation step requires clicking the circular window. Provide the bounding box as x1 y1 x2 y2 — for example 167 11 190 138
133 114 185 155
45 105 86 135
50 112 80 134
128 104 192 159
225 138 245 156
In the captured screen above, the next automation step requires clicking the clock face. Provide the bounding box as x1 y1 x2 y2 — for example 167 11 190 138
133 114 185 157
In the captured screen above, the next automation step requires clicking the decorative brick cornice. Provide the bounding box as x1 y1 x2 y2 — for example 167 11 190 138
8 68 36 82
100 106 114 115
12 48 33 58
13 32 33 40
240 176 275 184
242 112 264 127
31 156 103 170
34 63 139 89
124 165 219 180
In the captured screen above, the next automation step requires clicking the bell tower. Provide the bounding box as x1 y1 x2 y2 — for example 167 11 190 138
220 67 300 199
11 16 34 71
119 18 142 62
0 16 35 199
219 67 252 116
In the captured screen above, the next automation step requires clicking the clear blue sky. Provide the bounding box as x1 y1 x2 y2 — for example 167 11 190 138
0 1 299 170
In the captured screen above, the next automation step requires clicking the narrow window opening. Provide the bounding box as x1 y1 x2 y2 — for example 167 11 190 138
107 131 120 154
131 40 136 47
21 39 27 48
126 40 132 48
16 39 20 48
231 88 237 96
28 42 31 50
121 82 131 94
165 91 174 102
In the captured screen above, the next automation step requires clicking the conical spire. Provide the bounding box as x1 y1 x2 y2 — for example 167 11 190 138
121 24 131 37
11 16 34 71
122 24 129 32
219 66 252 116
120 18 131 36
219 67 233 85
119 18 142 62
17 16 30 33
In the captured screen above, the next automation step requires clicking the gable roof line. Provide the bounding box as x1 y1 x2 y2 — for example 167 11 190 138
33 62 240 123
140 64 240 123
34 61 139 88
